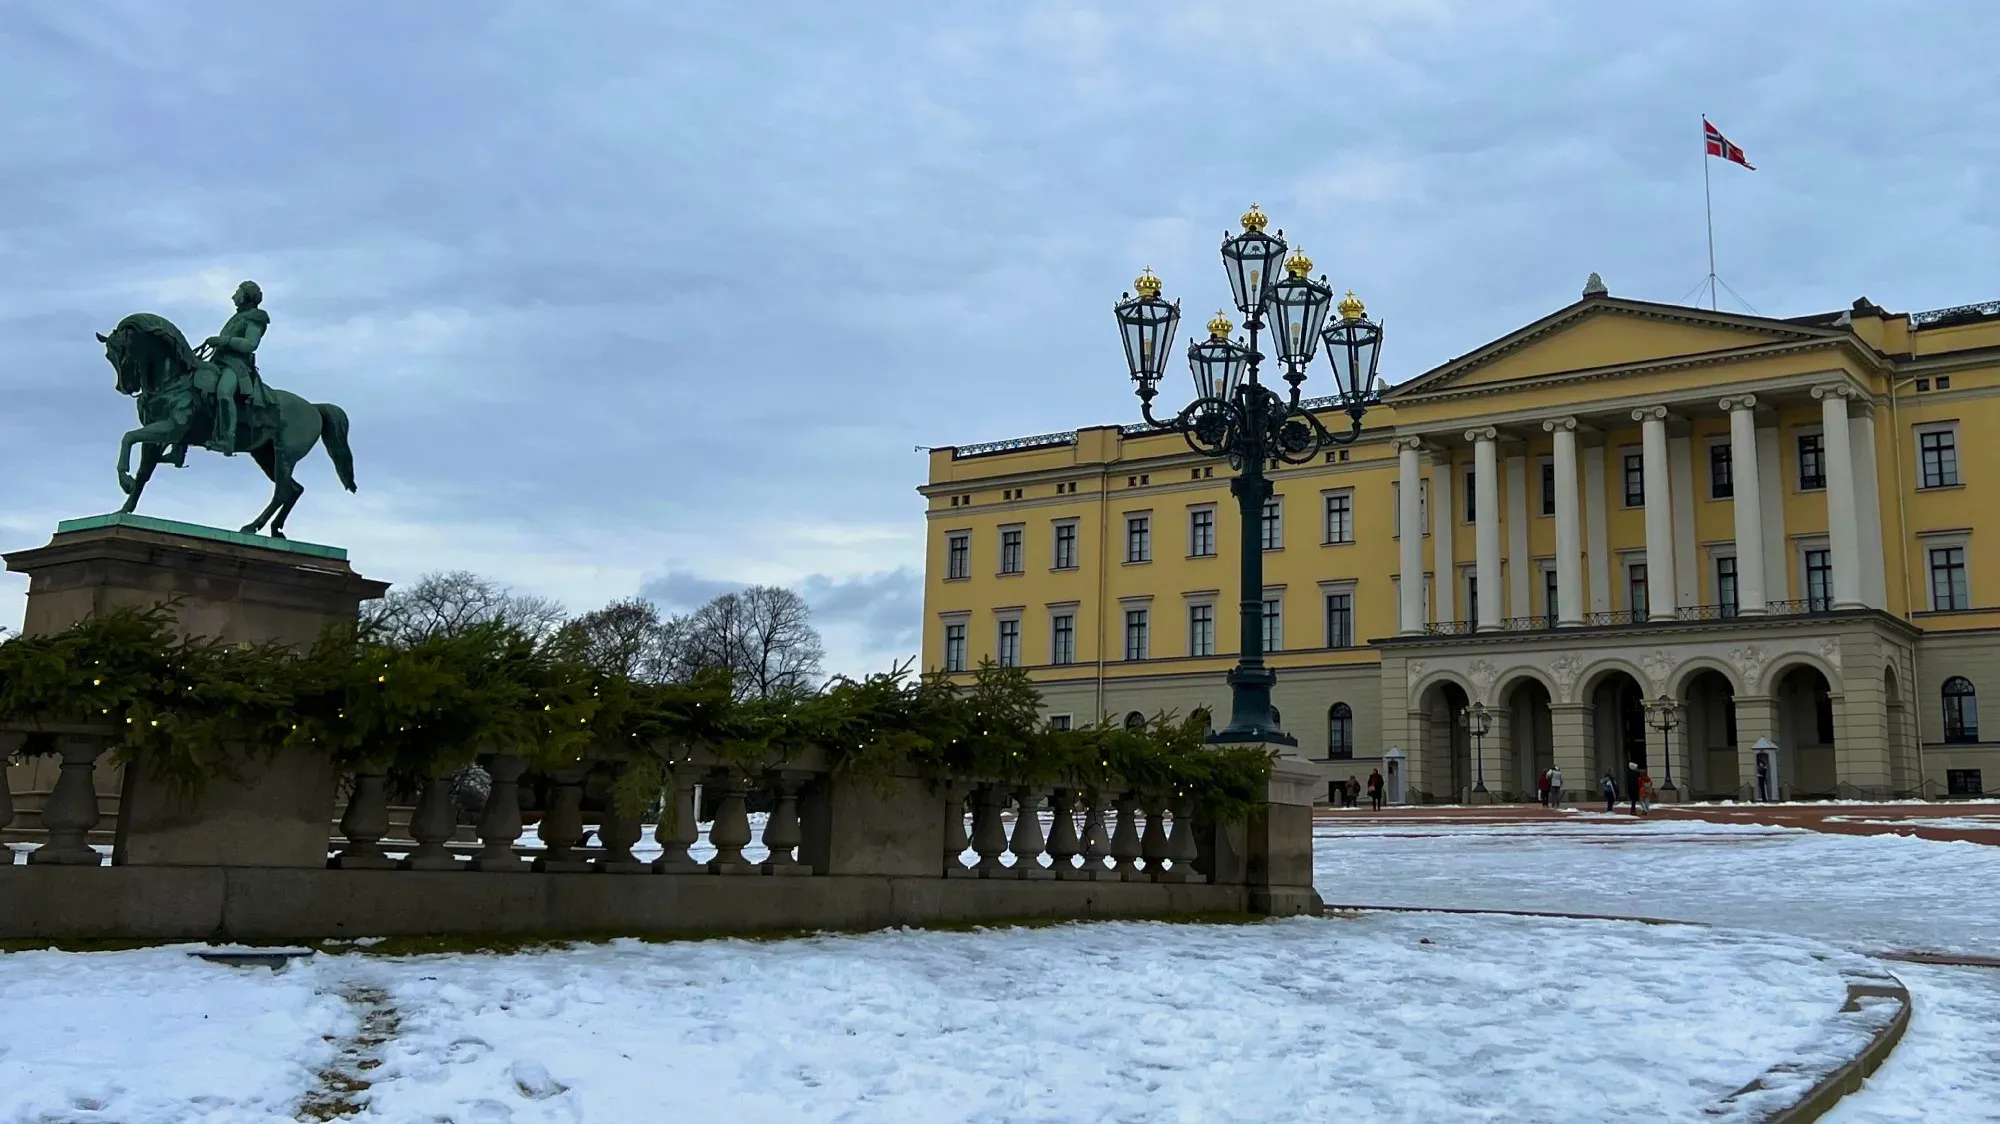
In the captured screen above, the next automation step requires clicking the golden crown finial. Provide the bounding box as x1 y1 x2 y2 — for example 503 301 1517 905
1207 309 1234 339
1337 290 1366 320
1240 204 1268 232
1132 268 1162 299
1284 248 1314 279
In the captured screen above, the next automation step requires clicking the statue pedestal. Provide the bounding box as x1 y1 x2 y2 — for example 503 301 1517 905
5 514 389 867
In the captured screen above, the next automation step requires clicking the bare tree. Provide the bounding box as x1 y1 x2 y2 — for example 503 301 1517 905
365 570 569 644
563 597 679 681
669 585 824 698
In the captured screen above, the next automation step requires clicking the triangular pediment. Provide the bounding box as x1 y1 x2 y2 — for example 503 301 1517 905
1389 298 1843 399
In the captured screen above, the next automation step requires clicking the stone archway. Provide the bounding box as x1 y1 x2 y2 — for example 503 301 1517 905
1586 670 1649 800
1415 679 1472 803
1774 664 1837 797
1680 669 1737 798
1505 678 1555 800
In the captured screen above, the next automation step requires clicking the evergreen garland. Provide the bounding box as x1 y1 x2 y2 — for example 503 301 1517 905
0 608 1273 818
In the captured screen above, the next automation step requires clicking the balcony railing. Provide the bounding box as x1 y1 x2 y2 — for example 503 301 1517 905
1422 620 1477 637
1500 615 1557 632
1412 598 1845 639
1766 598 1836 617
1584 610 1646 627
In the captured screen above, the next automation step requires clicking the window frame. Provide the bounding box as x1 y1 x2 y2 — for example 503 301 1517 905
1802 545 1834 612
998 524 1024 576
1122 605 1150 661
1917 423 1961 490
1943 675 1980 744
1796 430 1827 492
1050 519 1079 571
1260 588 1284 653
1124 512 1152 564
1621 448 1645 508
1928 542 1970 611
1322 488 1355 545
945 531 971 581
995 616 1022 668
1327 703 1355 760
1708 439 1734 500
942 618 969 673
1624 557 1649 619
1187 600 1216 658
1049 610 1076 666
1463 468 1478 523
1260 496 1284 551
1188 504 1217 558
1322 581 1357 648
1715 553 1739 618
1538 457 1556 517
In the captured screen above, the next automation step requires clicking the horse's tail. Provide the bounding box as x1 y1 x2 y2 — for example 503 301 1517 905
316 403 358 492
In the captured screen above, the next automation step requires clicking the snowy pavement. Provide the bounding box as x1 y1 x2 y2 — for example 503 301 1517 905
1315 814 2000 1122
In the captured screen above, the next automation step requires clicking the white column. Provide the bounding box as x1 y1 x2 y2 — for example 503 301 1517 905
1468 427 1502 631
1633 406 1677 621
1431 455 1457 624
1721 395 1767 615
1506 450 1530 617
1813 385 1864 610
1396 436 1425 635
1849 407 1887 609
1668 431 1698 609
1544 418 1584 626
1583 442 1610 614
1757 426 1788 600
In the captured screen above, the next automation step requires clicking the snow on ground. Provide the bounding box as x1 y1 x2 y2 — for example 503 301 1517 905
1315 815 2000 1122
0 946 351 1124
327 913 1848 1123
1824 814 2000 831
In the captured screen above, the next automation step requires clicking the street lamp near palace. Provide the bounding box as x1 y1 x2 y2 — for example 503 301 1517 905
1114 205 1385 746
1460 701 1492 797
1645 695 1683 795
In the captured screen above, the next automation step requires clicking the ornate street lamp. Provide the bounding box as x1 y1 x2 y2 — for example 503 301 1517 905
1460 701 1492 797
1645 696 1683 795
1115 206 1385 745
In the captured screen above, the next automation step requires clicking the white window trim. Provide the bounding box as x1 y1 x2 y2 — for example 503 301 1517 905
1321 487 1356 545
1260 585 1285 652
1617 549 1648 613
1794 534 1832 604
1919 530 1973 611
1118 597 1152 662
1320 578 1359 648
1914 421 1962 490
1045 601 1079 665
944 529 973 581
1049 517 1080 570
1792 425 1826 493
1186 503 1217 558
993 609 1024 668
1261 495 1286 552
997 522 1025 575
1704 436 1734 501
1618 445 1646 509
1535 558 1558 616
1183 592 1219 657
1706 544 1738 610
940 610 972 673
1123 510 1154 564
1392 478 1430 540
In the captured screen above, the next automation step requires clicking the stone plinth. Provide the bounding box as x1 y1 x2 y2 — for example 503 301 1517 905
5 514 388 867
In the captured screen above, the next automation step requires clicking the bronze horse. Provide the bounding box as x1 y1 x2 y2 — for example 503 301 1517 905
99 313 356 539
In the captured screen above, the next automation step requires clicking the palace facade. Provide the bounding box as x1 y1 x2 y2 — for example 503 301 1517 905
919 281 2000 803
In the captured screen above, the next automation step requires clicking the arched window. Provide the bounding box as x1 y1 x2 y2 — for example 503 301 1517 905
1328 703 1354 760
1123 710 1147 730
1944 677 1980 743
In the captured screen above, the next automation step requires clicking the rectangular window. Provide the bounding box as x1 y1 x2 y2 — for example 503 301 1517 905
1261 499 1283 550
1920 429 1960 489
1324 592 1354 648
1798 434 1826 490
943 623 967 672
1540 460 1556 516
1123 608 1149 661
996 619 1020 667
1189 508 1215 557
1947 769 1984 796
1804 548 1833 612
1052 522 1077 570
1710 443 1733 499
1126 515 1151 563
999 527 1023 575
1716 556 1739 618
1050 614 1075 665
1627 562 1648 620
946 533 969 580
1188 604 1215 657
1464 471 1478 523
1930 546 1969 611
1048 714 1073 732
1261 597 1283 652
1543 567 1559 625
1623 452 1645 507
1323 493 1353 544
1465 572 1478 625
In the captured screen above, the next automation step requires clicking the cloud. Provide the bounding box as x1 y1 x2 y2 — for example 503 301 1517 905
637 571 745 613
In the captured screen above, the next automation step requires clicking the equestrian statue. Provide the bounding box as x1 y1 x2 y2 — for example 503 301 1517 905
98 280 356 539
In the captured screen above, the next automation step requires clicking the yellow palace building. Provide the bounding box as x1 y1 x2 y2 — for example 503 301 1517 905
918 276 2000 803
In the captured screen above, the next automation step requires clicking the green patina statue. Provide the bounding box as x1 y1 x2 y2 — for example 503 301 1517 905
97 281 357 539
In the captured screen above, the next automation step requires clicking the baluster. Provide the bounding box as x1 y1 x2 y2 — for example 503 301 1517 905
1007 786 1051 880
970 783 1011 876
1079 791 1112 881
467 753 529 872
652 767 701 874
399 770 460 870
533 767 590 872
1165 797 1202 883
706 769 755 875
1045 787 1081 879
940 783 972 877
1140 794 1170 880
1109 790 1143 881
761 775 809 876
330 771 395 869
27 735 105 866
595 801 648 874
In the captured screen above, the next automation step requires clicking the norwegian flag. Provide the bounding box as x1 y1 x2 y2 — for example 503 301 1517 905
1704 118 1754 170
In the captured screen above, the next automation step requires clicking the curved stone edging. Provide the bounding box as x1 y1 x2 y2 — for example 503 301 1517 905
1320 903 1910 1124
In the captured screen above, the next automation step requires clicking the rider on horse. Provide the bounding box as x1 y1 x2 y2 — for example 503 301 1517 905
199 280 272 456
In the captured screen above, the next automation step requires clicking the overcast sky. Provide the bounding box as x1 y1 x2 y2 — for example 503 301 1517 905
2 1 1995 673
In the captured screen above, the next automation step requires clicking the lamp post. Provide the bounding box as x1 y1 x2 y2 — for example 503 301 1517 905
1459 701 1492 798
1645 695 1682 796
1114 205 1384 745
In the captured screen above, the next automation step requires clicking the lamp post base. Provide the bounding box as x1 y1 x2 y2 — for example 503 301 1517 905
1209 663 1297 747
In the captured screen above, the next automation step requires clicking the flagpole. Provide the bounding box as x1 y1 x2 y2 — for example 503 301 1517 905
1702 116 1718 311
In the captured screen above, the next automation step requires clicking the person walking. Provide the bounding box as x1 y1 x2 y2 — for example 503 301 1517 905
1627 762 1640 814
1637 770 1655 816
1548 764 1565 809
1367 768 1385 811
1536 768 1551 807
1347 776 1362 808
1600 772 1617 813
